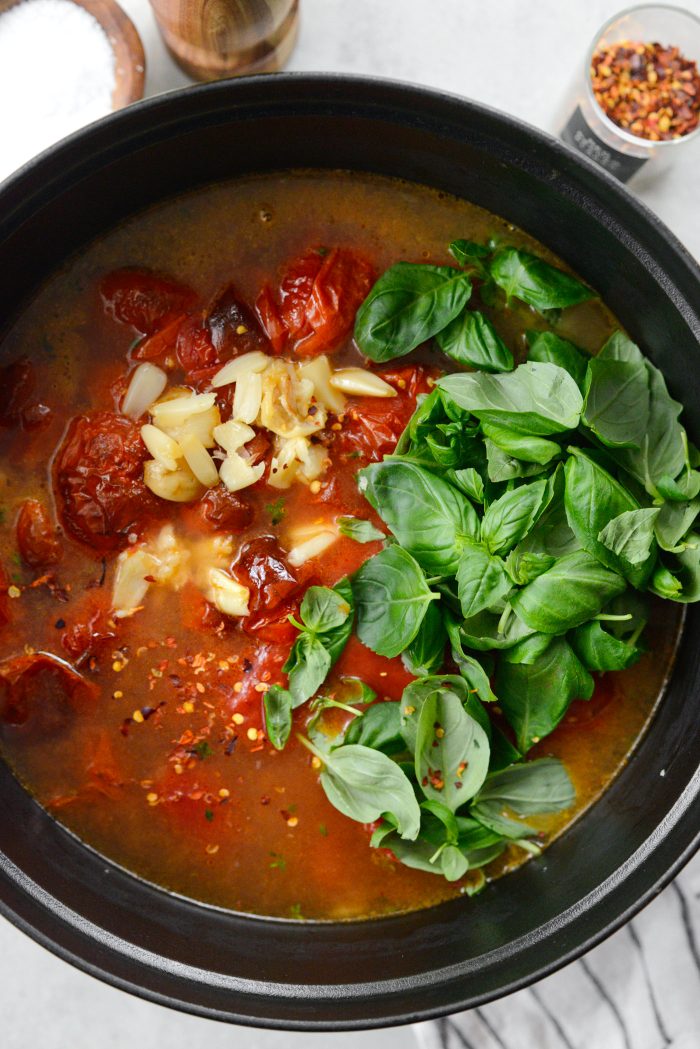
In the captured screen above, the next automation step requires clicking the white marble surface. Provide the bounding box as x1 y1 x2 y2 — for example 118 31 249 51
2 1 700 1047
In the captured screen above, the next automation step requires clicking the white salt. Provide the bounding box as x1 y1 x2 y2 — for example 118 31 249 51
0 0 115 181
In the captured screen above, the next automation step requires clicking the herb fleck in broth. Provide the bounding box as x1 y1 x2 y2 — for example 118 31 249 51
0 171 682 919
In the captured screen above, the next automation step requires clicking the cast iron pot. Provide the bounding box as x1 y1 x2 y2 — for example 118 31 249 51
0 75 699 1031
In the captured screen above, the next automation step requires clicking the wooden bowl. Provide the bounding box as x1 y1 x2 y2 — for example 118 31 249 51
0 0 145 109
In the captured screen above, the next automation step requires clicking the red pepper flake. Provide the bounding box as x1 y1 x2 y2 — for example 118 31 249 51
591 39 700 140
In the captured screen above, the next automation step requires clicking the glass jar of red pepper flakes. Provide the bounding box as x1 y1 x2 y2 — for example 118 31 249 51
560 4 700 183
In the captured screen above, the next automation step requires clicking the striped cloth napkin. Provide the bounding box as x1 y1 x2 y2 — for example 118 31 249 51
415 851 700 1049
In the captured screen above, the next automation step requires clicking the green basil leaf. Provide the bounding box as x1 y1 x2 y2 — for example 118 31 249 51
284 632 332 707
608 354 686 498
421 798 459 841
401 599 447 677
511 550 626 633
598 507 660 566
488 725 522 772
448 466 485 503
437 310 514 373
502 632 554 665
359 460 479 575
441 845 470 881
496 637 593 751
515 464 579 560
263 685 293 751
599 330 644 363
457 608 537 651
570 620 642 671
322 577 355 665
319 744 421 839
337 516 385 544
656 470 700 502
650 562 683 600
449 239 491 266
352 545 438 658
526 330 588 391
300 585 353 633
474 757 575 815
354 262 472 362
481 478 549 555
485 439 550 482
470 802 534 839
582 356 650 449
444 613 498 703
456 539 511 618
343 701 404 754
372 831 442 875
439 361 583 436
655 496 700 552
564 447 653 588
489 247 595 311
653 536 700 603
481 421 561 465
414 689 490 810
504 549 556 585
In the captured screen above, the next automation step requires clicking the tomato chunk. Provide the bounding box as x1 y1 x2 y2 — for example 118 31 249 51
336 364 435 462
16 498 62 567
192 487 253 534
55 411 158 551
61 595 117 665
100 269 198 334
235 536 299 613
132 313 189 361
0 563 9 632
207 284 268 358
255 248 375 357
175 314 218 374
0 653 98 739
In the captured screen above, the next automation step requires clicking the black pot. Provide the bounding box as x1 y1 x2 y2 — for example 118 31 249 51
1 75 699 1031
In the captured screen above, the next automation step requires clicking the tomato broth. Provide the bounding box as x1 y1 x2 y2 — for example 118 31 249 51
0 172 681 919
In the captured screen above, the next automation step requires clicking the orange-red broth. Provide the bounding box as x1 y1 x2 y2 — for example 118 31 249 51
0 172 681 919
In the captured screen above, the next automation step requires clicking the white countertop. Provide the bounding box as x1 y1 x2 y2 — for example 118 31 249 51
2 2 700 1047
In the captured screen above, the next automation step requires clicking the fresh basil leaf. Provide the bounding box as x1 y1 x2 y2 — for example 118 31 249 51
570 620 642 671
401 599 447 676
354 262 472 362
474 757 575 815
504 549 556 585
300 585 352 633
488 725 522 772
352 545 438 658
263 685 292 751
439 361 583 436
485 439 550 482
650 562 683 600
470 802 534 839
458 608 537 651
339 677 378 705
582 356 650 449
437 309 514 372
421 798 459 841
655 496 700 552
359 460 479 575
399 674 490 750
564 447 653 587
322 577 355 665
318 743 421 840
414 689 490 810
496 637 593 751
609 355 686 498
343 701 404 754
656 470 700 503
654 536 700 603
448 466 485 503
599 330 644 363
511 550 626 633
515 464 579 560
481 478 549 555
598 507 660 566
284 632 332 707
526 330 588 391
337 516 385 544
481 421 561 465
441 845 470 881
449 239 491 267
489 247 595 311
444 613 498 704
503 632 554 665
456 539 511 618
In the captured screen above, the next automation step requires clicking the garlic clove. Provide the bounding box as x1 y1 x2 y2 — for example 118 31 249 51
211 351 270 388
329 368 397 398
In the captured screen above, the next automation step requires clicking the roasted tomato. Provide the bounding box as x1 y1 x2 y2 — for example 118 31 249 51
193 487 253 534
0 357 35 427
243 595 301 645
16 498 62 567
132 313 190 361
255 247 375 357
55 411 159 552
175 314 218 374
0 653 98 739
207 284 268 358
234 535 299 613
100 269 198 335
336 364 435 462
61 596 117 665
0 563 9 632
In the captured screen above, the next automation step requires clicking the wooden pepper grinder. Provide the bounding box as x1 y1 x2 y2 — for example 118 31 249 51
149 0 299 81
